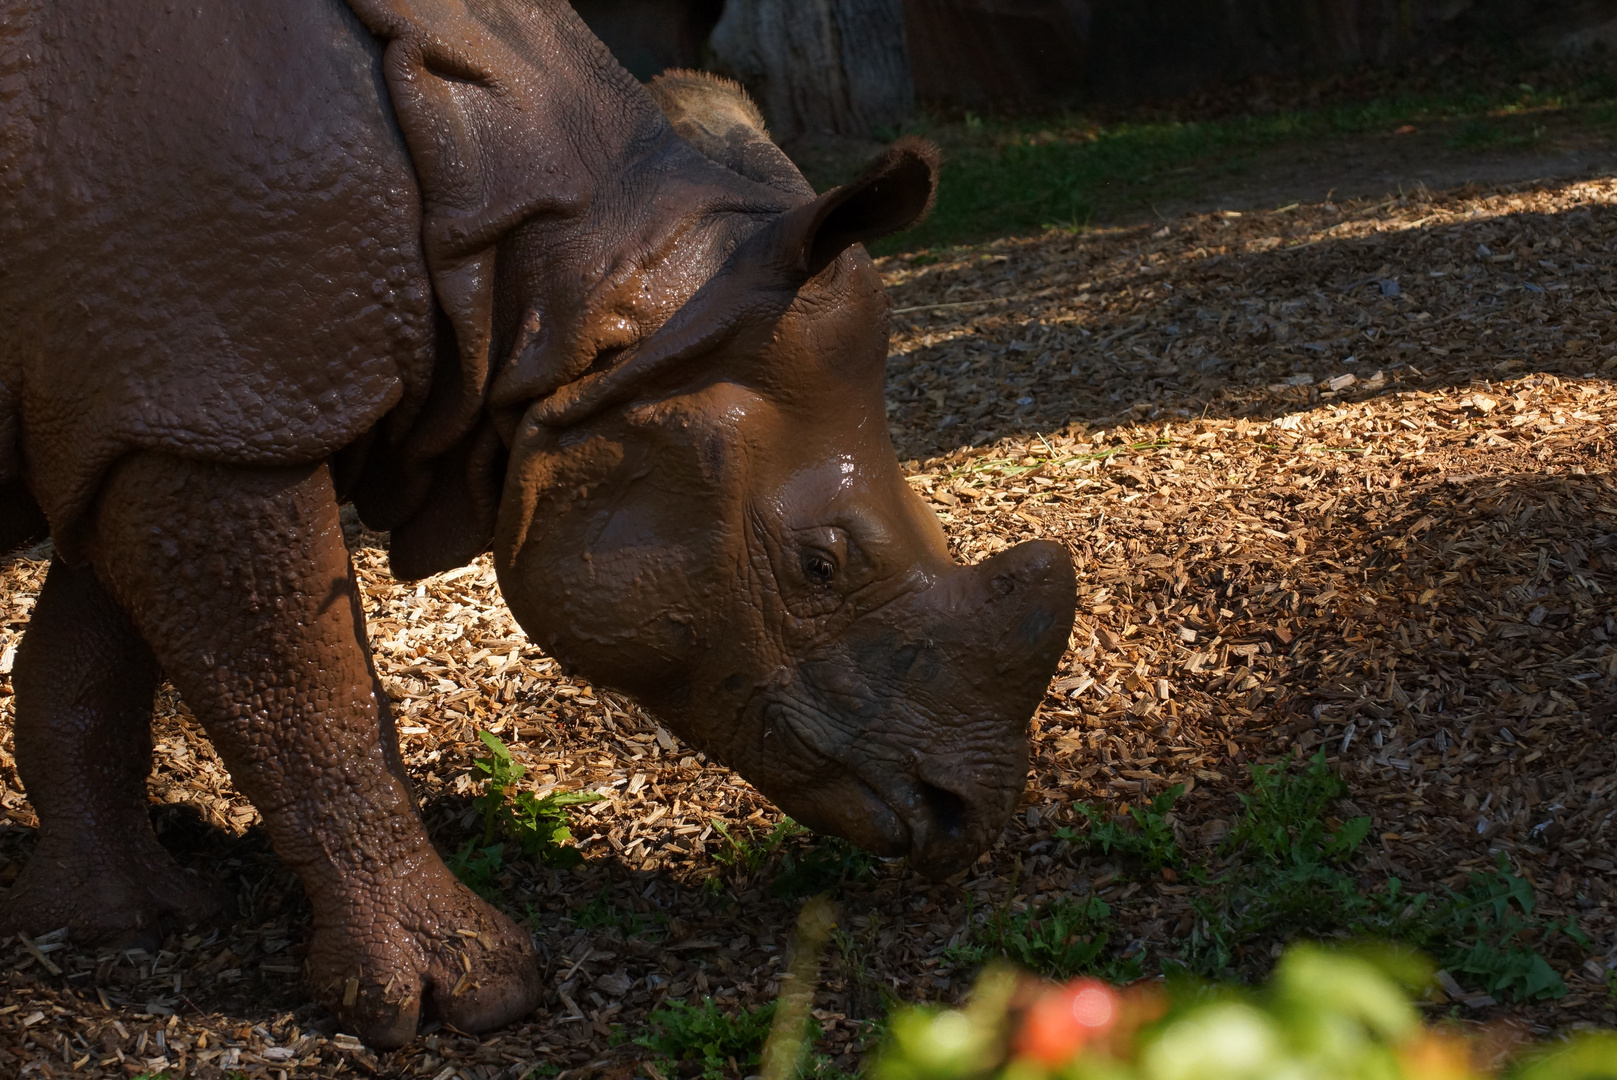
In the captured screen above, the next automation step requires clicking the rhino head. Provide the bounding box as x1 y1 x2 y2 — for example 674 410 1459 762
482 75 1075 877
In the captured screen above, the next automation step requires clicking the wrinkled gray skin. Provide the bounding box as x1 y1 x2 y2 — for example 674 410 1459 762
0 0 1074 1047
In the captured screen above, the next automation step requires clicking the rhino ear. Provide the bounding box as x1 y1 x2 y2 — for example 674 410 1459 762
526 138 939 432
782 136 940 277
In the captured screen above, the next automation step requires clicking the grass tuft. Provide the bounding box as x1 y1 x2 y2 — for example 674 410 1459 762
955 750 1585 1003
636 998 778 1080
792 56 1617 252
446 730 605 897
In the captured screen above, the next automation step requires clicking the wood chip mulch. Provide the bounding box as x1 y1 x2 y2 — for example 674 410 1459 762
1 173 1616 1077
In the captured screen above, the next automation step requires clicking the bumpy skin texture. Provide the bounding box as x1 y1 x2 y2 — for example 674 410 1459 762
1 0 437 535
0 0 1076 1049
86 456 541 1046
3 558 226 948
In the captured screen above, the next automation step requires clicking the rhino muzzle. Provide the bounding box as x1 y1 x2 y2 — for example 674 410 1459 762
755 538 1076 877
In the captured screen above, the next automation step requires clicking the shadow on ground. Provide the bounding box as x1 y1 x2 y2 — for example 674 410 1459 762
877 176 1617 461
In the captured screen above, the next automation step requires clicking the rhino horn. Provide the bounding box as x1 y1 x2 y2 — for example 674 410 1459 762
646 69 813 198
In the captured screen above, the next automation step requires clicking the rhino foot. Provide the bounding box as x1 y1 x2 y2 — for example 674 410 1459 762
307 873 542 1051
0 836 228 951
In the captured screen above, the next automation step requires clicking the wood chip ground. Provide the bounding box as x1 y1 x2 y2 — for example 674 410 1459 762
2 175 1616 1077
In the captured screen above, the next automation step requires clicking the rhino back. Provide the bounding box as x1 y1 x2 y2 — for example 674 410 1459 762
0 0 437 530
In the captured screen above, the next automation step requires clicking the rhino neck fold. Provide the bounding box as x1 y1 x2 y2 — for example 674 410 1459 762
346 0 676 465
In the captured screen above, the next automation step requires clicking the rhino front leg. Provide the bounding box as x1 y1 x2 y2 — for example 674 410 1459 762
86 454 541 1049
0 557 227 947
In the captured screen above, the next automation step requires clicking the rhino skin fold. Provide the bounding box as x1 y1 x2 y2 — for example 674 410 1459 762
0 1 1075 1048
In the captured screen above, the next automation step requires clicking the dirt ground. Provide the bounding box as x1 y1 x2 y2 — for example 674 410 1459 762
2 173 1617 1078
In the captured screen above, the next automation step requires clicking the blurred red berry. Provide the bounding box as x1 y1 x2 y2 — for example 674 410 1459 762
1015 979 1120 1065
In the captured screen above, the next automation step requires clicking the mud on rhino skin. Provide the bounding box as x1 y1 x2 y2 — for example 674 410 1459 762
0 0 1076 1049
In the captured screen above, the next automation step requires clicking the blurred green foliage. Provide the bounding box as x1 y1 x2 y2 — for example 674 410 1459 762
870 944 1617 1080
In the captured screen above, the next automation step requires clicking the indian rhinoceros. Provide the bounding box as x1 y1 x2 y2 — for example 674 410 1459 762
0 0 1076 1048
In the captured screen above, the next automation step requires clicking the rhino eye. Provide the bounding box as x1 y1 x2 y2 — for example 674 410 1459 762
801 549 837 586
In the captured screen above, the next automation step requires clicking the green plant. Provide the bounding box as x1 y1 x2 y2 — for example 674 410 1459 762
445 840 508 900
1172 750 1374 975
1226 748 1373 865
1403 855 1589 1002
572 887 666 937
637 998 778 1080
463 730 604 872
711 816 806 878
772 835 879 898
1057 784 1186 873
946 892 1139 984
1155 750 1583 1002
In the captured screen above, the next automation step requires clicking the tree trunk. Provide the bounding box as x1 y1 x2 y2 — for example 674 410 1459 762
709 0 914 140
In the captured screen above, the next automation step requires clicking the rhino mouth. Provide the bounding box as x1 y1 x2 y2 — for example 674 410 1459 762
866 761 993 877
748 691 1002 876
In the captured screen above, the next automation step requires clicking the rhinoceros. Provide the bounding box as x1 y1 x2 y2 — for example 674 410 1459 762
0 0 1075 1047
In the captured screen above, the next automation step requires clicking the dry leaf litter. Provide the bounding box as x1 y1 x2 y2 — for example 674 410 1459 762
1 175 1616 1078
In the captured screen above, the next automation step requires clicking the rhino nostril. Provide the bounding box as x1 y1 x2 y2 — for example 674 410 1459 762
990 574 1015 597
919 782 968 843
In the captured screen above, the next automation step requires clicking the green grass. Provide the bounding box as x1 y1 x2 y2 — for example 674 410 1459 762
571 886 666 937
945 892 1141 985
1056 783 1187 874
956 749 1587 1002
795 60 1617 252
711 816 807 878
771 835 879 898
1164 752 1587 1000
1173 751 1389 975
707 816 879 898
636 998 779 1080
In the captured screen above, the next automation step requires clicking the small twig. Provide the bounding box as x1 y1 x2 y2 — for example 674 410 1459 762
894 286 1062 316
18 935 61 976
893 295 1017 315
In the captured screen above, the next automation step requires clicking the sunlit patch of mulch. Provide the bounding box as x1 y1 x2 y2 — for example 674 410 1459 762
0 174 1615 1077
